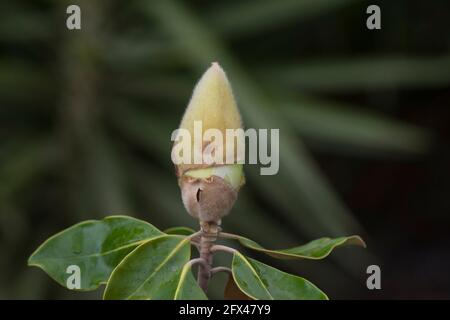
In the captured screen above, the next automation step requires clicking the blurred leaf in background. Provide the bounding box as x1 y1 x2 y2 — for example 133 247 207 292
1 0 449 299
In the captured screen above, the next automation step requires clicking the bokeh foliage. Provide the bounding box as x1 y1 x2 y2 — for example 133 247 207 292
1 0 446 299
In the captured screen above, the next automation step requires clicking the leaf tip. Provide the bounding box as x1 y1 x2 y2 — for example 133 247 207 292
347 235 367 248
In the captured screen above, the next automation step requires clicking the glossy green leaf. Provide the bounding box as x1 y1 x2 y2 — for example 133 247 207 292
232 252 328 300
28 216 163 290
227 234 365 260
164 226 195 236
174 261 208 300
104 235 206 300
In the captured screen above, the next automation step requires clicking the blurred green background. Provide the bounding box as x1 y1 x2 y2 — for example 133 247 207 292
1 0 449 299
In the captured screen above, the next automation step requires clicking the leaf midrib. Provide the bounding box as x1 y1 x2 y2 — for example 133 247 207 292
126 236 189 299
30 238 152 263
239 237 352 259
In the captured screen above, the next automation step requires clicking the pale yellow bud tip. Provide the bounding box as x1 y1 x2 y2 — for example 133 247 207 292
179 62 242 134
174 63 245 223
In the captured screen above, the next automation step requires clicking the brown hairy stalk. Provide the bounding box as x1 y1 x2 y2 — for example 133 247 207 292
197 221 220 292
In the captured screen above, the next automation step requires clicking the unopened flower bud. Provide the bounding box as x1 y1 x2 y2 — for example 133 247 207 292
172 63 245 223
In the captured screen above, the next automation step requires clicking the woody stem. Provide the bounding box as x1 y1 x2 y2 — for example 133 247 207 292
197 221 220 293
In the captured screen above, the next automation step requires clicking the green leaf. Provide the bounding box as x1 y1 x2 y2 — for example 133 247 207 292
174 261 208 300
104 235 206 300
232 252 328 300
164 226 195 236
224 275 251 300
228 234 365 260
28 215 163 290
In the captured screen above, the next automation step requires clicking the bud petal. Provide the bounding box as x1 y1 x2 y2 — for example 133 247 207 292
180 62 242 138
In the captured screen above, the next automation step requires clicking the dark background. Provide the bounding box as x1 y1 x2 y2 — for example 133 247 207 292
1 0 449 299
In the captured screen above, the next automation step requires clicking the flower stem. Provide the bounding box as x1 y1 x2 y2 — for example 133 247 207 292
186 257 208 269
210 244 238 255
196 221 220 293
211 266 232 275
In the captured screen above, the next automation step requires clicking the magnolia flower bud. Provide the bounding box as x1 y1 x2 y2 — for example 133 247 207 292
172 63 245 223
